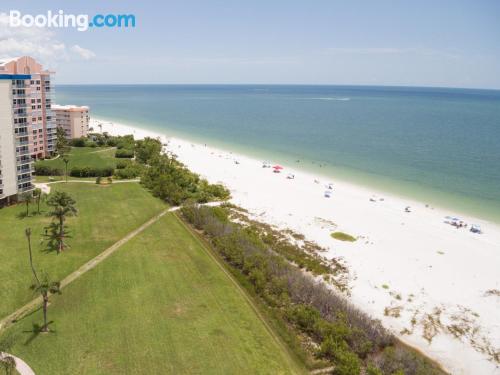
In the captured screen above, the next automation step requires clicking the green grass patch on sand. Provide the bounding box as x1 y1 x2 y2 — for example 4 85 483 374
330 231 357 242
35 147 117 171
2 214 304 375
0 182 166 318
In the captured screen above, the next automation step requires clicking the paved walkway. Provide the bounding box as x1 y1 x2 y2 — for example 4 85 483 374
34 179 140 194
88 147 117 154
0 352 36 375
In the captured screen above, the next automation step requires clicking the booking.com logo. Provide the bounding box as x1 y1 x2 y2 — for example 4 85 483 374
8 10 136 32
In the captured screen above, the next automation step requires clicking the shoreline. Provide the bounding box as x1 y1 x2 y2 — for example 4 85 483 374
92 117 500 375
90 114 500 225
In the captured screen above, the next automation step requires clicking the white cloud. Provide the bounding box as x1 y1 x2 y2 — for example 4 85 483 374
0 13 96 67
71 45 96 60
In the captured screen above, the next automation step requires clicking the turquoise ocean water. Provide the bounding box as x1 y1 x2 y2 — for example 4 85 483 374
55 85 500 223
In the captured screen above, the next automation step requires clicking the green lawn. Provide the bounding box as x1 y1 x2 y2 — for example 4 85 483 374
35 147 117 171
0 182 166 319
2 214 304 375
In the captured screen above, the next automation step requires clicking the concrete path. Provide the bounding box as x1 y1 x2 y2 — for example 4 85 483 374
88 147 116 154
33 179 140 194
0 352 36 375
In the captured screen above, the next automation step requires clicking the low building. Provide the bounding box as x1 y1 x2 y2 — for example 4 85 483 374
52 104 90 139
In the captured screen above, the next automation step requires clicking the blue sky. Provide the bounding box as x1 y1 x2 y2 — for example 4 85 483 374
1 0 499 88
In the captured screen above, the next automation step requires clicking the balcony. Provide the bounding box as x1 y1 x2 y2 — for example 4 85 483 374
16 139 30 147
16 148 30 157
18 184 34 193
15 131 28 138
17 158 32 166
13 110 29 117
13 102 28 109
17 176 32 184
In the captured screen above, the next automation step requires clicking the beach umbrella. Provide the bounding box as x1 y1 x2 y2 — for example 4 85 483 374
273 165 283 170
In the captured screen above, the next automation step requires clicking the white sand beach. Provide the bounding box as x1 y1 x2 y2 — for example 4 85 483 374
92 118 500 375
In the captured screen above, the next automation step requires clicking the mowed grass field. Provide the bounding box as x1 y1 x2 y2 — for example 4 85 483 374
0 182 166 318
35 147 117 171
2 213 304 375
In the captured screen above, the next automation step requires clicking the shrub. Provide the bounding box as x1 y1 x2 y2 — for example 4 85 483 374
70 166 113 177
95 176 102 184
115 149 134 158
116 159 132 169
141 154 230 205
135 137 162 164
114 163 143 179
70 137 86 147
34 164 63 176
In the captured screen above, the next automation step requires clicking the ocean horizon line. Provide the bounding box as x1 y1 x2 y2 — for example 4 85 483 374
56 83 500 92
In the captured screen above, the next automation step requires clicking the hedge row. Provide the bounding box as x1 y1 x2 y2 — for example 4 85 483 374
34 165 63 176
115 149 134 158
69 166 114 177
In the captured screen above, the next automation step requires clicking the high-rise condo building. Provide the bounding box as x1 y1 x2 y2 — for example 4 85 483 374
0 56 56 205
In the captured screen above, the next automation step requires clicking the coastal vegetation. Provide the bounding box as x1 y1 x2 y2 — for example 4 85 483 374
34 134 230 194
180 204 446 375
135 137 230 205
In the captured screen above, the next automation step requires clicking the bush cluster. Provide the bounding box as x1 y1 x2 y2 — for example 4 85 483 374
115 149 134 158
114 163 144 179
181 205 446 375
116 159 132 169
70 137 86 147
70 166 114 177
34 165 63 176
138 137 230 205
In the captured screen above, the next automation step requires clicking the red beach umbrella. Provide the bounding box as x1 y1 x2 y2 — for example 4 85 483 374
273 165 283 170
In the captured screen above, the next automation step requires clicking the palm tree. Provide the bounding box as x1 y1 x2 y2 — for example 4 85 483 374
30 274 61 333
20 191 32 216
25 228 39 283
45 192 77 254
33 188 46 215
25 228 61 333
62 157 70 183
